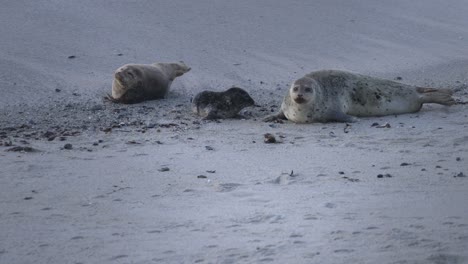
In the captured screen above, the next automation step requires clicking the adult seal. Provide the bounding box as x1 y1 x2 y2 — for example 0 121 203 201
264 70 455 123
192 87 255 119
107 62 191 104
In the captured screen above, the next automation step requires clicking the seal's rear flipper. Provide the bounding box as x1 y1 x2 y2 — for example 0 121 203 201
263 111 287 122
416 87 456 106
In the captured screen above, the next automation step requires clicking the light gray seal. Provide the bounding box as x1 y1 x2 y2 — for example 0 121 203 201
107 62 190 104
264 70 455 123
192 87 255 119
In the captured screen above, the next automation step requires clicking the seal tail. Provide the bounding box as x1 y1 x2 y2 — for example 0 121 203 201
416 87 456 106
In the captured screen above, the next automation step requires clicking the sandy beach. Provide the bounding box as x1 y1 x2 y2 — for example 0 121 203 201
1 1 468 263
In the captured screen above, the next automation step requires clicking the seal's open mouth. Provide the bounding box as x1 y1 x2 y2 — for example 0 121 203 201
294 97 307 104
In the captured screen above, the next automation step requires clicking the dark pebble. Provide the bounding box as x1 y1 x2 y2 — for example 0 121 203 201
436 165 442 168
377 174 392 178
68 55 76 59
205 146 214 150
264 133 276 143
400 162 410 166
456 157 461 161
24 197 33 200
158 167 170 172
55 88 61 92
197 175 207 179
395 76 403 80
339 171 345 175
64 143 73 150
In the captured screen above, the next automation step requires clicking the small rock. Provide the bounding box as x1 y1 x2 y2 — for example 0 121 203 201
55 88 61 92
377 173 392 178
205 146 214 151
158 167 170 172
68 55 76 59
454 172 466 178
206 170 216 173
456 157 461 161
338 171 345 175
24 197 33 200
395 76 403 80
376 123 391 128
63 143 73 150
264 133 276 143
197 175 207 179
400 162 411 166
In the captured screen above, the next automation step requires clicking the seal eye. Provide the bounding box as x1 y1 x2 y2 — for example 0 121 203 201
293 87 299 92
127 71 134 78
305 87 312 93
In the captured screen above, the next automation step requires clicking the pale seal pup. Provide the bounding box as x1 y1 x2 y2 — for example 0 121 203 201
264 70 456 123
107 62 191 104
192 87 255 119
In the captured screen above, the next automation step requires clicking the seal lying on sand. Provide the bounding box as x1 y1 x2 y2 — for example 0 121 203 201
192 87 255 119
107 62 190 104
264 70 455 123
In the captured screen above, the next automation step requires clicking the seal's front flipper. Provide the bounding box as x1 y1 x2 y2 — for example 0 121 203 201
263 111 287 122
202 110 220 120
329 111 358 123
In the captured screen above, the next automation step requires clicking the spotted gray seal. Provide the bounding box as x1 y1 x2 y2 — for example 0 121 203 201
192 87 255 119
107 62 190 104
264 70 455 123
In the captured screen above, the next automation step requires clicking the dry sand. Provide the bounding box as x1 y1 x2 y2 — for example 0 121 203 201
1 1 468 263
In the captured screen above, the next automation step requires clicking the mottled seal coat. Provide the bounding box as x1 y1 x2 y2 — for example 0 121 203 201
107 62 190 104
192 87 255 119
264 70 455 123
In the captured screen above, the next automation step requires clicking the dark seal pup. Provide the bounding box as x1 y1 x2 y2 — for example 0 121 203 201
264 70 455 123
107 62 190 104
192 87 255 119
